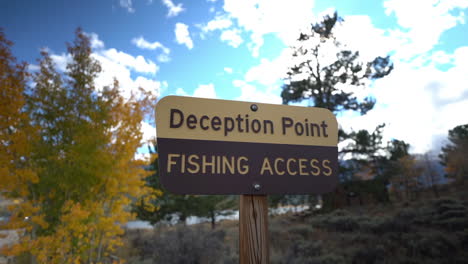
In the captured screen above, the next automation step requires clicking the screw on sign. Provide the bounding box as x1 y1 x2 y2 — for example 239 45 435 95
253 183 261 191
155 96 338 263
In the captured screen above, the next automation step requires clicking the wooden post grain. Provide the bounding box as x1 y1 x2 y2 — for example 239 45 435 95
239 195 269 264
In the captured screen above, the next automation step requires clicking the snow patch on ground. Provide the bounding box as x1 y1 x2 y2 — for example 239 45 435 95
125 204 310 229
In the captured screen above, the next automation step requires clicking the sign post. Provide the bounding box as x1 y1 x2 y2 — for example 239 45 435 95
240 195 269 264
155 96 338 263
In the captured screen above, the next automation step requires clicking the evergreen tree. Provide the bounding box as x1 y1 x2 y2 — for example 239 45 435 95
439 124 468 184
281 12 393 171
195 195 237 229
387 139 410 161
280 13 393 207
134 142 236 228
134 143 198 225
281 12 393 113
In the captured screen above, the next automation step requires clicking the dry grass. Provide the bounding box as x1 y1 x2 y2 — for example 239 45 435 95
119 184 468 264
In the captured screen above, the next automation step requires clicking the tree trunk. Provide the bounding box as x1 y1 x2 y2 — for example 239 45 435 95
432 184 439 198
210 210 216 230
30 227 37 264
87 231 96 264
180 214 187 226
96 232 104 263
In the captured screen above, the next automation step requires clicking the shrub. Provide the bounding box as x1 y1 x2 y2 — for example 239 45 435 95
289 254 346 264
287 225 314 239
457 229 468 247
312 210 364 232
142 226 228 264
351 245 385 264
433 217 468 231
414 231 457 259
347 232 376 244
362 215 411 234
397 207 422 222
439 209 466 219
283 239 324 262
433 198 466 215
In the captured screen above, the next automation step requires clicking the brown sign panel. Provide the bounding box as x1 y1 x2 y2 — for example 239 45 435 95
155 96 338 195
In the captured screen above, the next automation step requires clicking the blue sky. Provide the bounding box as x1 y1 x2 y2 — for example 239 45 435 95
2 0 468 156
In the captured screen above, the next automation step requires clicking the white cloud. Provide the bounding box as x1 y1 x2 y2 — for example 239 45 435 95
233 80 282 104
132 36 167 52
175 23 194 49
431 50 454 65
120 0 135 13
159 80 169 94
453 46 468 69
92 52 162 100
162 0 185 17
199 15 244 48
244 50 291 86
134 76 163 95
202 16 233 32
384 0 468 29
134 152 151 161
325 2 468 154
102 48 158 74
193 83 217 99
246 33 264 58
175 87 188 96
335 46 468 154
136 119 157 161
245 59 280 85
85 32 105 49
222 0 315 56
132 36 171 62
334 15 399 62
226 1 468 154
383 0 468 58
429 48 468 101
217 0 462 60
141 121 156 144
220 29 243 48
50 53 72 72
173 84 217 98
224 67 233 74
329 30 468 154
157 53 171 63
27 64 40 72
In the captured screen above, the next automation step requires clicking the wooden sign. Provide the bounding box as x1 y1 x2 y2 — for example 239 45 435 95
155 96 338 195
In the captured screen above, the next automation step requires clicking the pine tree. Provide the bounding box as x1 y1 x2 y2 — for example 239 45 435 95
280 13 393 207
134 143 235 228
282 12 393 171
134 144 203 225
281 12 393 113
439 124 468 184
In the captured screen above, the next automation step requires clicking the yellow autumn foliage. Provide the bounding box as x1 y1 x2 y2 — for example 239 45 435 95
1 28 157 263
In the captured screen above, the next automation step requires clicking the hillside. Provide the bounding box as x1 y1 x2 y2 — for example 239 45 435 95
122 185 468 264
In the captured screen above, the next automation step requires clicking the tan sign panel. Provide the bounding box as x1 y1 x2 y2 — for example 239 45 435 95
156 96 337 146
155 96 338 195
